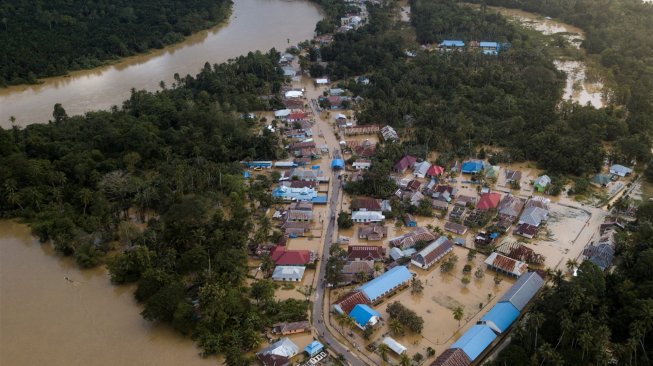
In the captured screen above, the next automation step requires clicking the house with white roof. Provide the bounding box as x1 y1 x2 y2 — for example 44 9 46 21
351 210 385 223
272 266 306 282
413 161 431 178
609 164 633 177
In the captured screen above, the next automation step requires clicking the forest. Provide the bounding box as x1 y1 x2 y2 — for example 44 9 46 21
489 204 653 365
0 50 303 365
313 0 650 176
0 0 231 86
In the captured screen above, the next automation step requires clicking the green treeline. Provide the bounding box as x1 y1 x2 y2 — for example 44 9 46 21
0 0 232 86
490 205 653 365
312 0 650 175
0 50 305 365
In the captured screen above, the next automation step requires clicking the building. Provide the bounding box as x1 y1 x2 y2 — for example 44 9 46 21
341 260 375 284
274 109 292 119
461 160 484 174
333 291 369 314
439 40 465 49
504 170 522 184
432 199 449 211
272 186 318 202
272 266 306 282
450 324 497 361
286 210 313 222
427 165 445 177
498 195 525 223
518 206 549 227
430 348 471 366
393 155 417 173
358 224 388 241
349 304 382 329
243 161 273 169
534 175 551 192
484 252 528 277
353 159 371 170
351 210 385 223
479 302 520 334
357 266 412 303
389 227 437 249
272 321 311 335
403 214 417 227
285 90 303 99
514 223 539 239
304 341 324 358
499 271 544 311
347 245 385 261
591 173 611 187
257 337 299 366
351 197 382 211
477 192 501 211
411 236 454 269
431 185 456 202
330 88 345 96
444 221 468 235
382 337 407 355
413 161 431 178
479 41 500 55
270 246 312 266
380 125 399 141
610 164 632 177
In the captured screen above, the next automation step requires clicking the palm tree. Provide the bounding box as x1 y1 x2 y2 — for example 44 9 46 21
566 258 578 273
336 313 348 333
389 318 403 336
453 306 464 327
377 343 390 362
373 262 383 277
529 312 545 351
344 315 357 333
78 188 93 216
399 353 411 366
578 330 592 360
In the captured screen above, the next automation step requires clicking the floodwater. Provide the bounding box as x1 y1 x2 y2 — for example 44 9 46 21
0 221 219 366
0 0 323 128
483 6 607 108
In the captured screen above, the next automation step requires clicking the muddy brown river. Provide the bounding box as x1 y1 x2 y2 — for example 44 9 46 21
0 0 322 128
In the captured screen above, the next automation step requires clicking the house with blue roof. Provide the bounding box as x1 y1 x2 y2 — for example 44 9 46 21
479 302 520 334
440 40 465 49
272 186 318 201
480 41 500 55
461 160 485 174
304 341 324 357
357 265 412 303
450 324 497 361
332 158 345 170
349 304 382 329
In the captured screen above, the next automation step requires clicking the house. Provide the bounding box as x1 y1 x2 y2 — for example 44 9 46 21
353 159 371 170
403 214 417 227
274 109 292 119
281 221 311 237
583 239 616 271
427 165 445 177
485 165 500 180
591 174 611 187
270 246 312 266
304 341 324 357
357 76 370 85
534 175 551 192
484 252 528 277
341 260 375 284
450 325 497 362
514 223 539 239
518 206 549 227
389 227 437 249
349 304 382 329
332 158 345 170
272 321 311 335
431 185 456 202
347 245 385 261
430 348 471 366
479 41 500 55
610 164 632 177
244 161 273 169
505 170 522 184
326 96 344 109
283 129 307 139
257 337 299 366
330 88 346 96
498 195 525 223
449 206 467 223
284 180 318 189
380 125 399 141
411 236 454 269
315 78 329 85
439 40 465 49
499 271 544 311
286 210 313 222
285 90 303 99
479 302 520 334
477 192 502 211
351 197 382 211
283 99 304 109
380 200 393 212
413 161 431 178
393 155 417 173
454 238 466 246
358 266 412 303
333 291 369 314
407 179 422 191
272 186 318 202
389 247 405 261
444 221 468 235
272 266 306 282
287 111 307 122
282 66 296 77
293 157 311 167
406 191 425 207
450 161 461 173
383 336 407 355
432 199 449 211
461 160 485 174
289 201 313 211
351 210 385 223
288 168 327 182
358 224 388 241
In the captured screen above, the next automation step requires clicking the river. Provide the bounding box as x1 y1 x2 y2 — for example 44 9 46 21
0 0 322 128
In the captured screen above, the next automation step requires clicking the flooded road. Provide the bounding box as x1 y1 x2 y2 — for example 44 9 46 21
0 221 220 366
0 0 322 128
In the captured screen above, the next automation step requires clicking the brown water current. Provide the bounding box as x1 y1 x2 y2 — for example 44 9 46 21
0 0 323 128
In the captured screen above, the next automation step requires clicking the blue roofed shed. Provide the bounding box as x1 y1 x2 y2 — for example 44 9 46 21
349 304 382 329
304 341 324 357
440 40 465 47
357 266 412 303
461 160 484 174
451 324 497 361
332 159 345 170
480 302 520 333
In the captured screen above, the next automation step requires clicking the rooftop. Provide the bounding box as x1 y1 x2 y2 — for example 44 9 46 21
450 324 497 361
429 348 471 366
500 271 544 311
358 266 412 302
480 302 520 333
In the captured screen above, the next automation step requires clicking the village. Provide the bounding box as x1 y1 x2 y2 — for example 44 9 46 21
238 3 641 366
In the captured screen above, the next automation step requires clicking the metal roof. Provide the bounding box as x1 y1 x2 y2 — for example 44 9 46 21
382 336 407 355
357 266 412 302
450 324 497 361
499 272 544 311
440 40 465 47
349 304 381 328
480 302 520 333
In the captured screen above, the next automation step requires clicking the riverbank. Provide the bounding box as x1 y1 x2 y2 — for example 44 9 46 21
0 0 322 127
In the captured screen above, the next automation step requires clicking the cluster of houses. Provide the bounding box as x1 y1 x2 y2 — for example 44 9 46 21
256 334 326 366
438 40 504 55
591 163 633 188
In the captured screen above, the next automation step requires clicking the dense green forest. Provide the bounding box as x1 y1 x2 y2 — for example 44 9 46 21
0 0 231 86
489 205 653 365
0 50 303 365
312 0 650 176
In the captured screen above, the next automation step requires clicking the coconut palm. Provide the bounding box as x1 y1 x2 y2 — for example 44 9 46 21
529 311 545 351
453 306 464 327
399 353 411 366
336 313 348 333
578 330 592 360
377 343 390 362
389 318 403 336
566 258 579 273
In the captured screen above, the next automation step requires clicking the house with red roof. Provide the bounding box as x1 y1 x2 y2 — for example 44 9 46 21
270 246 312 266
426 165 445 177
393 155 417 173
287 112 307 122
347 245 386 261
477 192 502 211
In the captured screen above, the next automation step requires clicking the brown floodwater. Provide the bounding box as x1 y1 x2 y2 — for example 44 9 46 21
0 220 221 366
0 0 322 128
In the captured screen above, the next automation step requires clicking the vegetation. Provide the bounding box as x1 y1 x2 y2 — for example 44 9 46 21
0 0 232 86
387 301 424 334
0 50 305 363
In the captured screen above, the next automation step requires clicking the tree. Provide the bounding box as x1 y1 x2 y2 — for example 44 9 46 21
260 254 274 276
453 306 464 327
389 318 403 336
529 312 545 351
250 280 275 305
565 258 578 274
467 248 477 261
411 278 424 294
399 353 411 366
337 212 353 229
474 267 485 279
377 343 390 362
494 273 503 285
461 275 471 287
